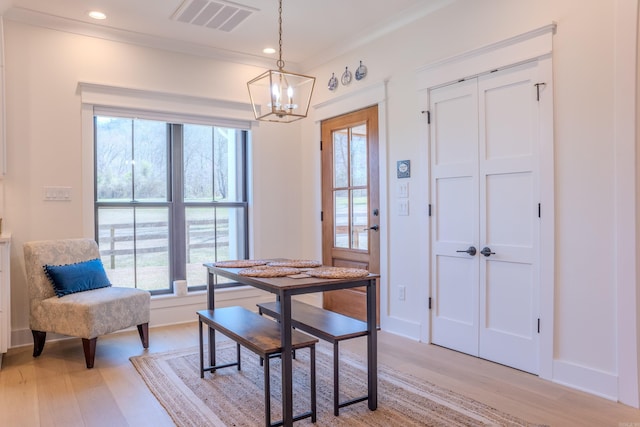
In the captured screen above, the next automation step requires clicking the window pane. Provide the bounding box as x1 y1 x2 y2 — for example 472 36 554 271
98 207 135 285
214 128 242 202
134 208 170 291
185 206 247 286
96 117 133 201
350 124 367 187
96 206 170 291
334 190 349 248
184 124 214 201
333 129 348 188
133 119 168 201
351 189 368 250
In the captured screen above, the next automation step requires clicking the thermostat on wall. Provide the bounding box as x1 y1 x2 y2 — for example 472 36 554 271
397 160 410 178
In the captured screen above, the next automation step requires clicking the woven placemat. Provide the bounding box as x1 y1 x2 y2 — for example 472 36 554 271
307 267 370 279
267 259 322 268
212 259 268 268
238 266 301 277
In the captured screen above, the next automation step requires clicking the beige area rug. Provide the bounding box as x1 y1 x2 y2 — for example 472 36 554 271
131 340 541 426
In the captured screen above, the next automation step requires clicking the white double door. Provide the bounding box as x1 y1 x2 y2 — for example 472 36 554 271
430 61 542 374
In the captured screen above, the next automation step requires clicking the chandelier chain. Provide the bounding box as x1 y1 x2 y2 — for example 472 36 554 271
277 0 285 69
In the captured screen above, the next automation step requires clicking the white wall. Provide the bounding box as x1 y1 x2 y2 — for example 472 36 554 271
3 21 306 345
300 0 639 406
2 0 639 408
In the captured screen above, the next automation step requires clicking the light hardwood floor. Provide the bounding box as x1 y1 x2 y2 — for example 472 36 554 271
1 323 639 426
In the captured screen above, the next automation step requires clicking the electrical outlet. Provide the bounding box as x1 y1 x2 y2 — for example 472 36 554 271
399 285 406 301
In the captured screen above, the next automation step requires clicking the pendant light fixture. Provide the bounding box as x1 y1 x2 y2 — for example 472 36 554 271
247 0 315 123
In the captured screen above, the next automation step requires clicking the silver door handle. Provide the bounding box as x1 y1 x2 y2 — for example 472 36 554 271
456 246 477 256
480 247 495 257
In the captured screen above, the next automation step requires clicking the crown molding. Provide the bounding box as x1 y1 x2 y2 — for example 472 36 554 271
300 0 455 70
3 7 278 70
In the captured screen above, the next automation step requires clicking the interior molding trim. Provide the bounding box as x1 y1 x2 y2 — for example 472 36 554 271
78 82 254 125
311 80 387 122
552 359 618 402
416 25 556 384
309 80 390 333
613 0 639 408
416 23 556 90
10 286 270 348
4 7 276 70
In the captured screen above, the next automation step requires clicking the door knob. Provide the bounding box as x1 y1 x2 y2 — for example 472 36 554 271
456 246 477 256
366 225 379 231
480 247 495 257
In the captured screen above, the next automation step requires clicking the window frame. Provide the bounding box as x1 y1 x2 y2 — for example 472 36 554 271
92 108 250 295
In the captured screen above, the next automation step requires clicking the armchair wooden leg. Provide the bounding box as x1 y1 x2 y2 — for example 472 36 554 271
137 323 149 348
82 337 97 369
31 330 46 357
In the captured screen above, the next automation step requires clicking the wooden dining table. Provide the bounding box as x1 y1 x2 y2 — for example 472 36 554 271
203 263 379 426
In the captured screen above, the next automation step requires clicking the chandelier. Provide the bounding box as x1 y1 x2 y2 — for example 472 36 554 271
247 0 315 123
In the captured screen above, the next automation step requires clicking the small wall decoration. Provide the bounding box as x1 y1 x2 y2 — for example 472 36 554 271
328 73 338 91
355 60 367 80
328 60 369 92
341 66 352 85
397 160 410 178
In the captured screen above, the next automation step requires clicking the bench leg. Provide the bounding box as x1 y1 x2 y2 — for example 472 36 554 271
334 341 340 416
237 343 241 371
311 345 317 423
264 354 271 427
198 318 204 378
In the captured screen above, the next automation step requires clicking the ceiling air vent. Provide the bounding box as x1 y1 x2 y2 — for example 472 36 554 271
172 0 257 32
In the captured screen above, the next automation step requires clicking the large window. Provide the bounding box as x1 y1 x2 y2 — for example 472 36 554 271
94 112 248 294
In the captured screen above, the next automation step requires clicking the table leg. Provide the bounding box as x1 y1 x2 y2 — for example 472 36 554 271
367 277 378 410
207 271 216 367
280 292 294 426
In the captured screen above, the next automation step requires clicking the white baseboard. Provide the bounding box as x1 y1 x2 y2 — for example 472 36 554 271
381 315 421 341
10 286 275 348
552 359 618 401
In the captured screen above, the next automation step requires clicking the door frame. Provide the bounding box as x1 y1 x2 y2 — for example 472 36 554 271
416 24 555 380
312 82 390 328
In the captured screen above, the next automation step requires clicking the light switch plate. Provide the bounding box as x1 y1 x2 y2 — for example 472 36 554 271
398 199 409 216
43 186 72 201
398 182 409 198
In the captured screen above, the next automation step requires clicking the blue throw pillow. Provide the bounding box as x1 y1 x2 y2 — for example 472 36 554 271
44 258 112 297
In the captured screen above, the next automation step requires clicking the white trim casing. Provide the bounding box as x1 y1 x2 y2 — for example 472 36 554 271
416 24 556 379
310 81 403 332
614 0 639 408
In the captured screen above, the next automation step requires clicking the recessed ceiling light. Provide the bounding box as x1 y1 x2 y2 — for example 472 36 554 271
262 47 276 54
88 11 107 20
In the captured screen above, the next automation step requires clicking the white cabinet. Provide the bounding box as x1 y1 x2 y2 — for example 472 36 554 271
0 234 10 368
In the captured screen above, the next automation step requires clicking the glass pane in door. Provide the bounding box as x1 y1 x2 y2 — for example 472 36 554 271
351 189 368 250
350 124 367 187
334 190 349 248
333 129 348 188
332 123 370 250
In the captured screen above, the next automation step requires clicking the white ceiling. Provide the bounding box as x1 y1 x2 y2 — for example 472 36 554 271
1 0 453 69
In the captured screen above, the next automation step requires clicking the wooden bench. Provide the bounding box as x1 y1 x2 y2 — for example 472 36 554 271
257 300 369 416
197 306 318 427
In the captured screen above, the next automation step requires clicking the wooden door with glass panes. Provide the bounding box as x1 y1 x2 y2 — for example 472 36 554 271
321 106 380 323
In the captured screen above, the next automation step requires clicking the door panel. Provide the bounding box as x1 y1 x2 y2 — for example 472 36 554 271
321 106 380 323
430 80 480 355
478 62 539 373
430 61 540 374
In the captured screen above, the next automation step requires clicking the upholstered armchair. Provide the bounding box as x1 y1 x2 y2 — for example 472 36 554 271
23 238 150 368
